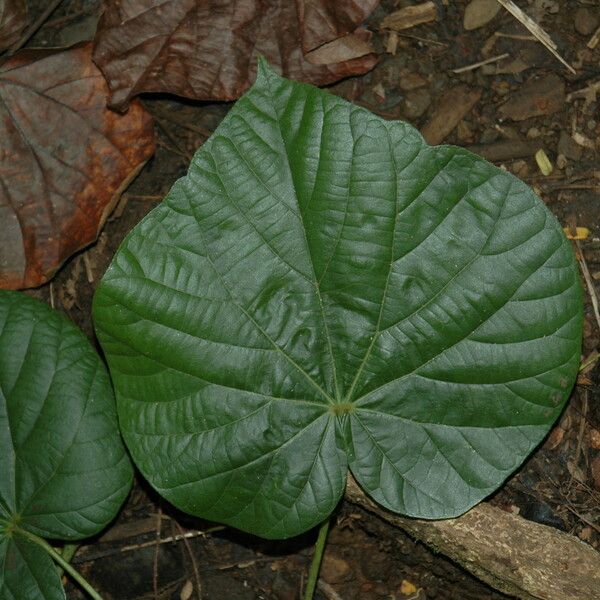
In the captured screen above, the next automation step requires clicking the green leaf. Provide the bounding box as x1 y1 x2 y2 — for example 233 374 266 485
0 291 133 594
0 533 65 600
93 61 582 538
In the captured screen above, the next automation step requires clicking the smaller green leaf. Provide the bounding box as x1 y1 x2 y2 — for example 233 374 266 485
0 532 65 600
0 291 133 597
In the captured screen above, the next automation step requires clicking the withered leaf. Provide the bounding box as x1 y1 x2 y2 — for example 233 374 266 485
298 0 378 52
93 0 379 111
0 0 28 52
0 43 155 290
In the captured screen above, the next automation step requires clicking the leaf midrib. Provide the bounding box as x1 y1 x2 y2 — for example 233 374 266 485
259 76 341 401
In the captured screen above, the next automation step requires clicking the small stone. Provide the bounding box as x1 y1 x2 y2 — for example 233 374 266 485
402 88 431 120
321 554 351 584
400 579 418 595
499 74 565 121
510 160 529 178
574 8 599 36
399 71 427 91
526 127 541 139
271 572 296 600
360 550 392 581
556 153 567 169
535 0 559 15
557 131 582 160
479 128 498 144
456 120 474 143
463 0 501 30
590 428 600 449
372 83 386 103
373 582 389 596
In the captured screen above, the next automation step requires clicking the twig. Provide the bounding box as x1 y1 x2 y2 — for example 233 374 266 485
575 239 600 334
494 32 536 41
73 526 225 563
587 26 600 49
563 504 600 535
452 53 509 73
495 0 576 74
82 253 94 283
49 282 55 309
573 389 589 471
215 557 275 571
152 508 162 600
317 580 345 600
3 0 65 58
579 351 600 373
553 184 600 191
395 32 447 47
173 521 202 600
567 80 600 102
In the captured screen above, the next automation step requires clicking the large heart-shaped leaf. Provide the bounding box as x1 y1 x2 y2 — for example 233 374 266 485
0 291 133 598
93 60 582 539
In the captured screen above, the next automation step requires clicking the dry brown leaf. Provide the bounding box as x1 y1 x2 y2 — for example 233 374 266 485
499 73 565 121
0 43 155 290
305 30 373 65
92 0 379 111
0 0 28 52
298 0 377 52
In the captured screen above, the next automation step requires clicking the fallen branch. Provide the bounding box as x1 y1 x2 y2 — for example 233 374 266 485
345 477 600 600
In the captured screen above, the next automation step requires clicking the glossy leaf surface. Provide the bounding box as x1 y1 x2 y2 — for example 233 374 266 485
94 61 582 539
0 533 64 600
0 292 133 597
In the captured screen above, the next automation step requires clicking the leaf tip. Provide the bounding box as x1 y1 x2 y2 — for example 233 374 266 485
255 55 279 85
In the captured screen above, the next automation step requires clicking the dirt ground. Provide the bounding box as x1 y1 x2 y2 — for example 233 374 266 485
14 0 600 598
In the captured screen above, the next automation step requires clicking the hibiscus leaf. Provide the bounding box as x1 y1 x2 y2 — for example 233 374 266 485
0 291 133 596
0 533 65 600
93 60 582 539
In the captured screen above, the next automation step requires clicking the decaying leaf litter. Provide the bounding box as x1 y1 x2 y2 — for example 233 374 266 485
1 0 600 598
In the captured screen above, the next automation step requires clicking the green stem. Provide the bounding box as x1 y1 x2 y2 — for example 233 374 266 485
57 543 80 578
61 543 79 562
304 517 331 600
17 528 103 600
579 352 599 372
